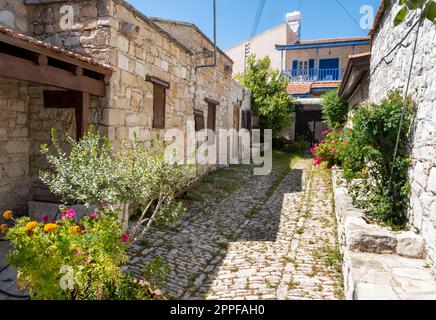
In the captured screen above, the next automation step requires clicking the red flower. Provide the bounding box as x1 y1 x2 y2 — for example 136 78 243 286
121 234 129 243
313 157 322 166
89 214 98 219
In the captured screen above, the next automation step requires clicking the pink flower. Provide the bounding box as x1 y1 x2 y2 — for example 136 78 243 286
89 213 98 219
322 129 331 136
330 148 337 153
313 157 322 166
62 209 77 220
311 144 318 156
121 234 129 243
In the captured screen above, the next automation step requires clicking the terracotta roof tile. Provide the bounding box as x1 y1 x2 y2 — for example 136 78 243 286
287 82 313 95
311 81 341 89
287 81 340 95
0 25 112 71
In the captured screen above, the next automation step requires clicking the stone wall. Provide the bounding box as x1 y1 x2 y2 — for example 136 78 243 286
369 3 436 270
0 79 30 213
0 0 250 211
0 0 28 33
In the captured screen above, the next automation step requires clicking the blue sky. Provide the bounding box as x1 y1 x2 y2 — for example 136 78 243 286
127 0 381 50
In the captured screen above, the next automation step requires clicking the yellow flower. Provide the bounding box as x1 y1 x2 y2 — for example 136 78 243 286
44 223 58 232
25 221 39 231
3 210 13 220
69 226 81 235
0 224 8 233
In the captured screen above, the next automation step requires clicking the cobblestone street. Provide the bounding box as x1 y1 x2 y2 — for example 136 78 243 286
128 155 344 300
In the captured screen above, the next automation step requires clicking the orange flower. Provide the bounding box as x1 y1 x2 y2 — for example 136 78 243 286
3 210 13 220
69 226 81 235
44 223 58 232
25 221 39 231
0 224 8 233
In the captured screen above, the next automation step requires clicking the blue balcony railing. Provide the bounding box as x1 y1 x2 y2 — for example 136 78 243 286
282 69 343 82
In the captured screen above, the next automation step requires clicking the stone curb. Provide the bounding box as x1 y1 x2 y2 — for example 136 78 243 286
331 167 435 300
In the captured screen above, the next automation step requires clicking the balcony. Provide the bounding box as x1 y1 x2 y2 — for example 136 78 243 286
282 69 343 82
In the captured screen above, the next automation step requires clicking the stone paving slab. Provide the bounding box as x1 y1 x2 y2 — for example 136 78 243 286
346 252 436 300
129 158 344 300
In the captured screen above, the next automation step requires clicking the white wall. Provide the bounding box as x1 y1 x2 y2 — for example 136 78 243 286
225 23 297 75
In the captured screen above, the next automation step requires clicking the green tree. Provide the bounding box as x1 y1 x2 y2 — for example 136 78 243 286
235 55 294 137
321 91 349 130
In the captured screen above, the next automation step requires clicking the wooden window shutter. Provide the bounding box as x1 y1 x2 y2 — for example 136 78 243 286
195 112 205 131
153 83 166 129
233 107 240 130
207 102 216 132
241 110 247 129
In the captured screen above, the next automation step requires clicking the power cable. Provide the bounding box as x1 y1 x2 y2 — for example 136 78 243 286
250 0 266 38
335 0 367 34
298 0 304 11
388 17 422 186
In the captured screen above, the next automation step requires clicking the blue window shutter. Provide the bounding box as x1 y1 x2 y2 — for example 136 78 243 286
292 60 298 70
309 59 315 69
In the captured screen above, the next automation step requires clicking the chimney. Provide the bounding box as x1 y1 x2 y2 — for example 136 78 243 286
286 11 301 40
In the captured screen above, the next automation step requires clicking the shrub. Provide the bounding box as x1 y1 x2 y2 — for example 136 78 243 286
341 90 415 227
312 129 348 167
321 91 349 130
4 208 165 300
273 137 311 153
40 127 196 241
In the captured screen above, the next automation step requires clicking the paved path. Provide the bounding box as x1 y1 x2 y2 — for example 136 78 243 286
128 158 344 300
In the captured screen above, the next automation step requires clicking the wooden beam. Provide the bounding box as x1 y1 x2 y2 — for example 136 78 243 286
37 54 48 66
75 92 89 140
146 75 170 89
0 52 106 96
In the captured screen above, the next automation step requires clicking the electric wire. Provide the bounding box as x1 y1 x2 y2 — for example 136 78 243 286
335 0 367 34
250 0 266 38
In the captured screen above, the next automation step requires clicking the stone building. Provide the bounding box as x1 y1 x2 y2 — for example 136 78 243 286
0 0 251 214
340 2 436 271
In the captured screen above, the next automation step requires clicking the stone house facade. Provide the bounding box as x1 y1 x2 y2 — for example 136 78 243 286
0 0 251 213
340 2 436 271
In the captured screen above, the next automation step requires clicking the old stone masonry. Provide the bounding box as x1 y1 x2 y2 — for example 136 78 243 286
128 157 344 300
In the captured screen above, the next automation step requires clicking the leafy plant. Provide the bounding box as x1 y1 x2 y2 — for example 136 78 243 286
341 90 415 226
273 136 311 153
40 127 196 241
312 129 348 167
321 91 349 130
384 0 436 26
4 208 167 300
235 55 294 137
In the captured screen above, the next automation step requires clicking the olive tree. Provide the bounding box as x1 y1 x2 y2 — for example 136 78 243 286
40 128 196 242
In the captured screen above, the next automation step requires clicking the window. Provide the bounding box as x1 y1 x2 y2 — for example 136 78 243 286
207 101 217 132
146 76 170 129
194 110 205 131
233 107 241 130
298 60 308 70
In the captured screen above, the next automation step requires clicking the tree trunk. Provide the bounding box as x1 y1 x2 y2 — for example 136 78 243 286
118 202 130 233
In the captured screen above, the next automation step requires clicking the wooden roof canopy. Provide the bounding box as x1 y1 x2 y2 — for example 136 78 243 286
0 26 113 139
338 52 371 101
0 26 112 96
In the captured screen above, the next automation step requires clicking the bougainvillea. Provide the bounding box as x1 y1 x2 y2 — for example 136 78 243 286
312 129 348 167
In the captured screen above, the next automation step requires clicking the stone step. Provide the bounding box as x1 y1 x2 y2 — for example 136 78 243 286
344 252 436 300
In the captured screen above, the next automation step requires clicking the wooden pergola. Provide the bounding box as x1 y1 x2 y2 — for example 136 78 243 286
0 26 112 139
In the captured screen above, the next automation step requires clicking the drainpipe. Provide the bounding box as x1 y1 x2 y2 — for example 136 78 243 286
195 0 217 70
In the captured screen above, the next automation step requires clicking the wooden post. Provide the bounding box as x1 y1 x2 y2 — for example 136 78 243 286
75 91 89 140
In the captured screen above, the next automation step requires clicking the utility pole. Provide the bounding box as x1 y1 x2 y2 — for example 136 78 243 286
244 42 251 74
